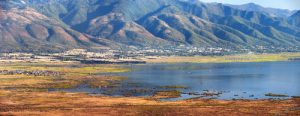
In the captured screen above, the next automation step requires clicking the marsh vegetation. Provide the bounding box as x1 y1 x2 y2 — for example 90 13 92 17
0 61 299 115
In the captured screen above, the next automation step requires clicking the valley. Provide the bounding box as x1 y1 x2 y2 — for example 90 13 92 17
1 0 300 115
1 50 300 64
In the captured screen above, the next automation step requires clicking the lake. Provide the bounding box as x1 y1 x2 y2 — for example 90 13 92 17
61 61 300 100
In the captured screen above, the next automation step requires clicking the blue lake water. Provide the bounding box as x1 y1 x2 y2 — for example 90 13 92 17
61 61 300 100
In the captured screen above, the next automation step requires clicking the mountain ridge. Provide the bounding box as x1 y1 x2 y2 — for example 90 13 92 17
225 2 297 18
0 0 299 53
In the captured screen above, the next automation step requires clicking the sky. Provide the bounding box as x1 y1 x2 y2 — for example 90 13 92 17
200 0 300 10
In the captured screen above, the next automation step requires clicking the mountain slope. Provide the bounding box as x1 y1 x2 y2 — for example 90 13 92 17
0 7 117 52
0 0 300 53
289 11 300 27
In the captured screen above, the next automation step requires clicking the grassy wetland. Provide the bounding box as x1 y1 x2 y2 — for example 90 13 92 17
0 60 300 115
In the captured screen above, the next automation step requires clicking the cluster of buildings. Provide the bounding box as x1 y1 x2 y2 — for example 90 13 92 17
0 45 298 63
123 45 234 56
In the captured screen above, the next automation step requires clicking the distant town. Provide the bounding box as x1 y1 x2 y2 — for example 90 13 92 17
0 45 299 64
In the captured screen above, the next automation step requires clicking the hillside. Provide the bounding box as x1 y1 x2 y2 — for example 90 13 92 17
0 0 299 53
0 7 118 52
289 11 300 27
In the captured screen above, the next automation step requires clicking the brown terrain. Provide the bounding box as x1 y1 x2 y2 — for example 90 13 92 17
0 90 299 116
0 8 119 52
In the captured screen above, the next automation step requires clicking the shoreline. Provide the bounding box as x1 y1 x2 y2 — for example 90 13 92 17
0 60 299 115
142 52 300 63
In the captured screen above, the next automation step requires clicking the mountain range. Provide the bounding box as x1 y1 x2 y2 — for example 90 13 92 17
0 0 300 53
226 3 297 18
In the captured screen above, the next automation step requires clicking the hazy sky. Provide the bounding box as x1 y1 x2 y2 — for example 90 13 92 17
200 0 300 10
